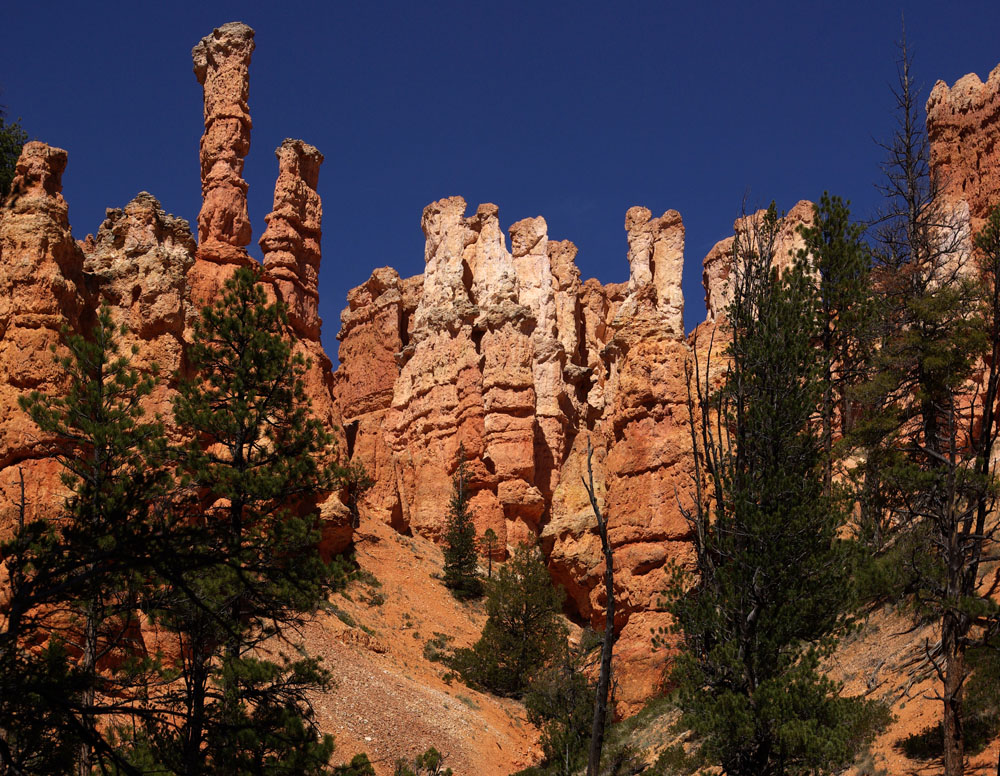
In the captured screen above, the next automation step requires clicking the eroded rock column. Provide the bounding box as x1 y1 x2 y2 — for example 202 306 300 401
471 206 539 546
189 21 255 305
260 139 324 340
927 64 1000 232
510 217 567 504
388 197 493 540
624 207 685 336
0 142 87 534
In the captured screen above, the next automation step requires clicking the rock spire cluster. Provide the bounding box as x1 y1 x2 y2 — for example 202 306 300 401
3 21 999 719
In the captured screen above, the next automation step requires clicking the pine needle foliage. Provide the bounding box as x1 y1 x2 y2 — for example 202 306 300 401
442 447 482 600
0 104 27 197
4 305 170 775
664 205 889 776
155 265 336 774
452 544 566 698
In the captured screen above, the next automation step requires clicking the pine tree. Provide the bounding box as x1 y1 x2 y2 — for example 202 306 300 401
665 205 888 776
452 544 565 698
480 527 498 579
862 33 1000 775
2 305 170 775
0 103 27 198
523 637 596 776
393 748 452 776
442 448 482 600
863 201 1000 776
796 193 874 490
154 265 336 775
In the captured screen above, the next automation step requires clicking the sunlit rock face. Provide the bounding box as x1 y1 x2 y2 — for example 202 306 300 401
334 190 837 712
82 192 196 428
0 142 87 533
927 64 1000 234
261 139 324 341
335 197 700 712
188 21 257 307
9 16 999 723
0 22 352 556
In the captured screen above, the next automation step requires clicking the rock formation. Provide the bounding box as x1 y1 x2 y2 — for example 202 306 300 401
0 142 88 532
81 192 196 425
702 200 813 322
335 193 835 711
0 22 351 556
335 198 696 711
188 21 256 306
260 139 324 340
6 18 1000 729
927 63 1000 231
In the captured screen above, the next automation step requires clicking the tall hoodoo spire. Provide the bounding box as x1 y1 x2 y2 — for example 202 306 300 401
260 139 325 340
191 21 255 261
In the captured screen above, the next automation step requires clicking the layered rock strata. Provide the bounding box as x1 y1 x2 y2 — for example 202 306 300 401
701 200 813 322
0 142 88 532
6 20 999 725
927 63 1000 231
0 22 351 555
335 196 836 711
81 192 196 426
188 21 256 306
261 139 325 340
337 200 699 711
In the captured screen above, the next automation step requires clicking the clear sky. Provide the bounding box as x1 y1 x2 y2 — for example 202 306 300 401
3 1 1000 360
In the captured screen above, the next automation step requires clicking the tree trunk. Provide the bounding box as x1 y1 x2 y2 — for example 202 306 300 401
942 612 965 776
583 440 615 776
587 538 615 776
183 644 209 776
77 597 98 776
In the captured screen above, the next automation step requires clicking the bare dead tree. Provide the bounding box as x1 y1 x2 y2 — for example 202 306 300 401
866 31 1000 776
582 438 616 776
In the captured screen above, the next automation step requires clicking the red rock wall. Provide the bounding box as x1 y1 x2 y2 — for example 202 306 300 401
0 142 88 532
927 63 1000 232
333 192 831 712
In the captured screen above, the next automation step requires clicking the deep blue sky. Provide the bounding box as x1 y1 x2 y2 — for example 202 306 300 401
4 1 1000 360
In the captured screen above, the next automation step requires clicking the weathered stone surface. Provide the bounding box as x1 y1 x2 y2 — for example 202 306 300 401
335 194 832 713
623 207 685 336
189 21 256 306
82 192 196 425
702 200 813 321
17 21 998 734
261 139 324 340
927 64 1000 232
333 268 413 529
0 142 87 532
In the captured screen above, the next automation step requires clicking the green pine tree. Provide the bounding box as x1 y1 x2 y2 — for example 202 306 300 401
0 103 27 198
523 636 597 776
860 33 1000 775
664 205 888 776
442 448 482 600
393 747 452 776
333 753 377 775
796 193 873 489
3 305 170 775
153 265 336 775
452 544 566 698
